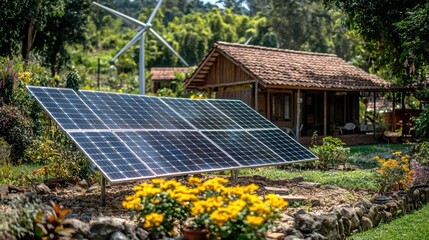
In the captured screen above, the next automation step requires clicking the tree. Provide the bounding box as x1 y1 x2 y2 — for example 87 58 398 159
324 0 429 86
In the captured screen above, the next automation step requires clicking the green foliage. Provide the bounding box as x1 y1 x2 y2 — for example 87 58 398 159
0 197 43 240
0 163 44 186
0 137 11 165
310 135 350 170
0 105 34 163
413 105 429 137
0 59 18 104
349 203 429 240
65 68 81 91
411 141 429 166
25 129 92 180
348 144 410 169
34 202 74 240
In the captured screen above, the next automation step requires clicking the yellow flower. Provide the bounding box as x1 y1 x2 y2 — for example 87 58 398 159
393 151 402 156
151 178 166 185
143 213 164 228
246 215 265 226
188 176 201 185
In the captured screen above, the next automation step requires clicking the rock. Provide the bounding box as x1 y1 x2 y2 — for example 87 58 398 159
355 207 364 219
337 218 345 238
285 228 305 239
89 217 126 240
340 206 355 219
350 213 360 231
361 199 373 210
295 209 307 215
298 182 321 189
317 213 338 239
0 185 8 196
309 198 321 207
87 184 100 193
341 217 351 236
135 228 149 240
281 213 295 222
303 232 326 240
270 178 291 186
294 214 320 233
265 186 289 195
78 179 89 189
64 218 90 240
253 174 268 181
360 217 372 231
321 185 338 190
281 195 307 203
379 211 392 223
291 176 305 183
35 183 51 194
110 231 130 240
266 232 285 239
66 185 84 192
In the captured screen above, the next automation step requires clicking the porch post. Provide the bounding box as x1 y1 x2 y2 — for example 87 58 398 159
373 92 377 139
254 82 258 111
401 90 406 137
392 92 396 131
296 89 301 141
323 91 328 136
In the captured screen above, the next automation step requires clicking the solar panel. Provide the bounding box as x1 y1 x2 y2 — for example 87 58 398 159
68 131 155 182
161 98 241 129
201 130 283 167
115 131 240 176
27 86 317 184
27 86 108 130
80 91 192 130
208 100 277 129
248 129 317 161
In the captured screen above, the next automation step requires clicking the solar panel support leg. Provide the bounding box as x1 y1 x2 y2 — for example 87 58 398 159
100 176 106 206
231 170 238 182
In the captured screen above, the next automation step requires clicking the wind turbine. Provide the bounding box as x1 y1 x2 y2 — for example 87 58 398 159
93 0 189 95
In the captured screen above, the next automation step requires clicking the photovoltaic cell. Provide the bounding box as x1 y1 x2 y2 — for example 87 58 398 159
27 86 108 130
201 131 282 166
161 98 241 129
80 91 193 130
68 131 154 182
115 131 239 176
208 100 277 129
249 129 317 162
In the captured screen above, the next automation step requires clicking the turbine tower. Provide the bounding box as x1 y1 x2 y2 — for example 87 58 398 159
93 0 189 95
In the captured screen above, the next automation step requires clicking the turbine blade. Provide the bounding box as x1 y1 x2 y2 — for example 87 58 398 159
148 0 164 24
92 2 147 28
111 29 146 62
149 28 189 66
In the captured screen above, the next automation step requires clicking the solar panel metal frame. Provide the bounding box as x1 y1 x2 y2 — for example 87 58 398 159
27 86 317 184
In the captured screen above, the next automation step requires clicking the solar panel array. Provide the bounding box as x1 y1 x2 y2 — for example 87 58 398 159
27 86 317 183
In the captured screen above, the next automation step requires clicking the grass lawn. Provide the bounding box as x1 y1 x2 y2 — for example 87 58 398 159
0 163 43 186
348 143 411 169
239 167 378 190
348 204 429 240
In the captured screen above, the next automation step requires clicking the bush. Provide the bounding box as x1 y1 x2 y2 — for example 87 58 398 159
0 197 43 240
310 136 350 170
0 105 34 163
413 105 429 137
411 141 429 166
25 130 92 180
374 152 413 193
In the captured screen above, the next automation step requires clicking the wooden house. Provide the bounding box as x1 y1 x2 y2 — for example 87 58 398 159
150 67 189 93
184 42 394 142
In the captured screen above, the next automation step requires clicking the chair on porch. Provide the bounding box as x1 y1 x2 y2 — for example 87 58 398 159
284 124 303 138
340 122 356 134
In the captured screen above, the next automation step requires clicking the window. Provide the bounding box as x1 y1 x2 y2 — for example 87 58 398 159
271 93 291 121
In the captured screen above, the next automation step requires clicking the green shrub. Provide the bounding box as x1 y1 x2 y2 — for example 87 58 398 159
0 136 11 165
411 141 429 166
413 105 429 137
0 105 34 163
0 59 18 104
65 68 81 91
0 197 43 240
310 136 350 170
25 130 93 180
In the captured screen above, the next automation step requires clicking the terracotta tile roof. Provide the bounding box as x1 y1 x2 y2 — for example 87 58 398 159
186 42 392 90
150 67 189 81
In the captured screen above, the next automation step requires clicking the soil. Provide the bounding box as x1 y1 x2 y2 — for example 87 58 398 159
20 176 378 223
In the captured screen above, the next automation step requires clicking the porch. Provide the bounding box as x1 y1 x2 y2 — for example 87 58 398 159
299 133 383 147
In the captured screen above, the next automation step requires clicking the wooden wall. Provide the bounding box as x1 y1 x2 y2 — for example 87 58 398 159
216 85 253 107
206 55 252 85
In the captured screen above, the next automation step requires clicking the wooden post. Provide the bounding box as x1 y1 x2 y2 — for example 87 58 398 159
401 90 406 137
373 92 377 139
254 82 258 111
323 91 328 136
100 176 106 207
392 92 396 131
296 89 301 141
